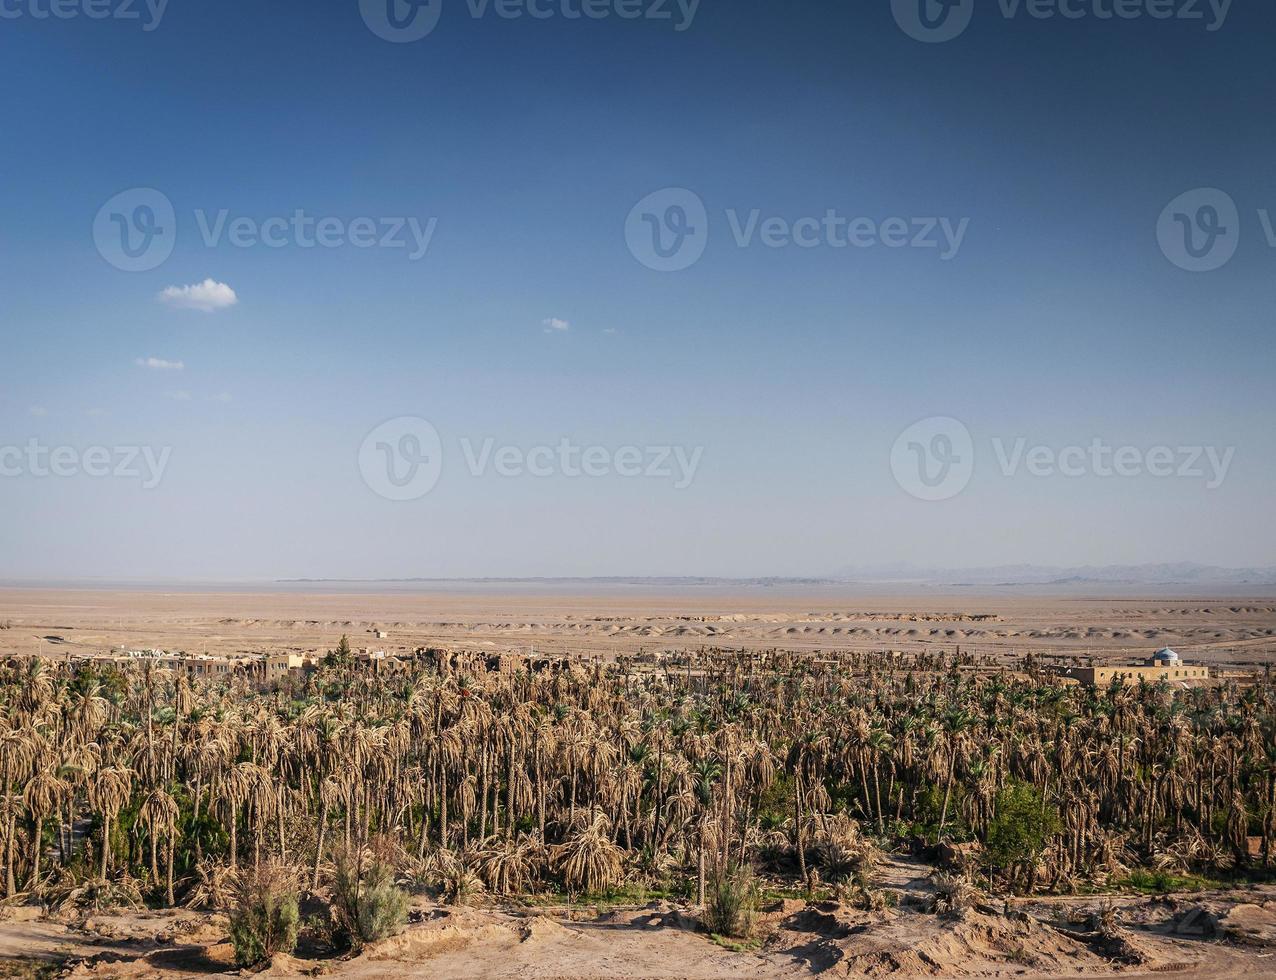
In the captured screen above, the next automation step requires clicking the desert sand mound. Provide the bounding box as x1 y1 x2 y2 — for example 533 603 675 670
1220 901 1276 947
767 901 1174 977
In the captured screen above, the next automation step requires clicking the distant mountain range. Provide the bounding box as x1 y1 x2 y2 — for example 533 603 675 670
830 563 1276 587
276 564 1276 590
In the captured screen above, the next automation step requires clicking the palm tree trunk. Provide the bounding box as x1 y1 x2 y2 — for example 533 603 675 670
313 796 329 890
29 816 43 888
100 814 110 879
937 748 958 842
165 833 175 906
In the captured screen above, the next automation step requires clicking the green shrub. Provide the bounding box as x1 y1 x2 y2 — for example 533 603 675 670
228 861 300 967
332 846 411 949
703 865 760 938
984 781 1060 877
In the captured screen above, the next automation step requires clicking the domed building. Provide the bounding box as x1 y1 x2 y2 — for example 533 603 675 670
1053 646 1208 687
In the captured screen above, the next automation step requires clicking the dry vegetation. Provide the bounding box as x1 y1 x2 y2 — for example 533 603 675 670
0 643 1274 975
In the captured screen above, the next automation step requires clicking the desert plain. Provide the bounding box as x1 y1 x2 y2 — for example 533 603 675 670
2 583 1275 669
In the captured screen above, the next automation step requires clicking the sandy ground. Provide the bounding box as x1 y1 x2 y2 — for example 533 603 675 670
3 879 1273 979
1 587 1275 669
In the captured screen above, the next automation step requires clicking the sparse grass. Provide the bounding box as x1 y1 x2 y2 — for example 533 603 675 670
703 865 761 939
0 959 65 980
1115 870 1222 894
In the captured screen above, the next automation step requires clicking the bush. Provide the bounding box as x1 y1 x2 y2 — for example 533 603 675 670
984 781 1060 880
228 861 300 967
703 865 760 938
931 871 977 915
332 846 411 950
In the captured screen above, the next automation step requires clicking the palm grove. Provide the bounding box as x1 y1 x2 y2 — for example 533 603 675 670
1 645 1273 921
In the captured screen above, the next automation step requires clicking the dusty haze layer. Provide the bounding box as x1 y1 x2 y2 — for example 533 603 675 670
2 585 1274 668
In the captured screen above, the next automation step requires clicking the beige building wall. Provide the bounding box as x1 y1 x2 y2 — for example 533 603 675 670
1064 665 1209 686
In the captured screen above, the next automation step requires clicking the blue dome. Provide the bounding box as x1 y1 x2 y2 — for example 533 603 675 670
1153 648 1179 662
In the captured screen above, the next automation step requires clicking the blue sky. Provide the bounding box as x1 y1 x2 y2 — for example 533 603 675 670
1 0 1274 580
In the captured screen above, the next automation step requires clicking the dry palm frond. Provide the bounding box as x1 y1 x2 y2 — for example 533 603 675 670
45 866 145 913
552 813 623 895
931 871 978 916
422 847 486 905
184 860 240 910
812 813 880 883
475 833 546 896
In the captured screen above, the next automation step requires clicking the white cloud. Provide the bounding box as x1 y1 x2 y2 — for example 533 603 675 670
542 317 570 333
157 279 238 313
602 328 618 335
165 390 193 401
85 407 105 417
136 356 185 371
209 391 233 403
28 406 47 417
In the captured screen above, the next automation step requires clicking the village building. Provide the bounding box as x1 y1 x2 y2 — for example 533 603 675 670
1052 648 1209 686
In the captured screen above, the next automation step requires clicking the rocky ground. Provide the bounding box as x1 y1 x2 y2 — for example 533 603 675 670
2 875 1273 979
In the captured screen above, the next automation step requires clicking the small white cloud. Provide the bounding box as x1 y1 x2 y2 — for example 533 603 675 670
165 390 193 401
136 356 185 371
209 391 233 403
602 328 618 335
542 317 570 333
85 407 105 417
28 406 47 417
157 279 238 313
